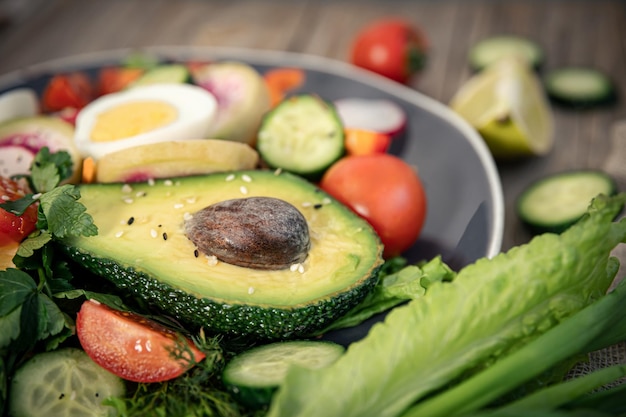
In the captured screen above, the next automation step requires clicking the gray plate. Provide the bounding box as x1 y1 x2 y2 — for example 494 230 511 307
0 46 504 269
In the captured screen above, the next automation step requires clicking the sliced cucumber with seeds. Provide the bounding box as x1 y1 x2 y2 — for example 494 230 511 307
469 35 543 71
131 64 190 86
516 170 618 234
222 340 344 408
9 348 125 417
256 94 345 179
544 67 617 108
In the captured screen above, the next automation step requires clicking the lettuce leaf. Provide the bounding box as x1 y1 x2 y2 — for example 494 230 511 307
267 193 626 417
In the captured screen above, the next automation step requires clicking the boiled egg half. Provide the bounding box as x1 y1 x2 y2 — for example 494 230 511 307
74 83 217 159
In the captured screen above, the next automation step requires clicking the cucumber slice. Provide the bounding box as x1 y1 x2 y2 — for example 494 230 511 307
544 67 617 108
9 348 125 417
469 35 543 71
516 170 618 234
256 94 345 178
131 64 190 86
222 340 344 408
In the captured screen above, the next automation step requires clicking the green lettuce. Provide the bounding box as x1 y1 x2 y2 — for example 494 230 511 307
267 193 626 417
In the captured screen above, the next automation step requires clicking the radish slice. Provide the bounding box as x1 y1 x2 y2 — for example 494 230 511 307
333 98 407 137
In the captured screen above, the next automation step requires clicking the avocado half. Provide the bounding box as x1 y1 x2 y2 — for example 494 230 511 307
61 170 384 339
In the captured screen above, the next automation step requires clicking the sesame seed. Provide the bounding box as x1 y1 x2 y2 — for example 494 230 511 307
164 179 173 186
1 195 9 201
314 203 323 209
174 203 184 209
290 264 299 272
186 197 197 204
148 178 155 186
302 201 312 207
121 184 133 193
225 174 235 181
136 191 147 197
183 212 193 221
150 229 158 238
240 185 248 195
298 264 305 273
194 249 199 258
127 217 135 225
115 231 124 238
274 168 282 175
123 198 134 204
31 193 42 200
206 255 218 266
162 232 168 241
242 174 252 183
322 197 332 205
248 287 255 294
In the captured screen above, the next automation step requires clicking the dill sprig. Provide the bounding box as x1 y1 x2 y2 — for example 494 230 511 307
105 330 263 417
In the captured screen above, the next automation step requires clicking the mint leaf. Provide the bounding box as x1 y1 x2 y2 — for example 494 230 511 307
38 185 98 238
30 147 74 192
0 306 22 350
0 269 37 316
38 293 68 340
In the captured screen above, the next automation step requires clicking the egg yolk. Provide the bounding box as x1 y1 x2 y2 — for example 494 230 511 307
90 100 178 142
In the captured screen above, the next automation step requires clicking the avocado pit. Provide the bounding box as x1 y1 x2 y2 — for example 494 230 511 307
185 196 311 270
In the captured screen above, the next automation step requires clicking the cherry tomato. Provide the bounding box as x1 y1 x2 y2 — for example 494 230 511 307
41 72 94 112
320 154 427 258
0 176 38 246
76 299 205 383
350 18 428 84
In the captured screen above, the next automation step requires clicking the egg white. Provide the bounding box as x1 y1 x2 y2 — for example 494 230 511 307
74 83 217 159
0 88 39 124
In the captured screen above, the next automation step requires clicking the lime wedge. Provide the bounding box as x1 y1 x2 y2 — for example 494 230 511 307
450 57 554 159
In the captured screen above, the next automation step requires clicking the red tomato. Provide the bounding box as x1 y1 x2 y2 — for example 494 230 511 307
97 67 145 96
41 72 94 112
0 177 38 246
76 299 205 383
344 128 391 156
350 18 429 84
320 154 427 258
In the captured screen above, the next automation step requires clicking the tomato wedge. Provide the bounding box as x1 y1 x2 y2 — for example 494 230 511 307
76 299 205 383
0 176 38 247
41 72 94 112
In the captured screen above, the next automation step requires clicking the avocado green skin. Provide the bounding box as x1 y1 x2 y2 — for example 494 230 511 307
62 246 380 340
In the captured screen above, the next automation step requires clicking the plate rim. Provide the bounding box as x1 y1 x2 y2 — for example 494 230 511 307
0 45 504 259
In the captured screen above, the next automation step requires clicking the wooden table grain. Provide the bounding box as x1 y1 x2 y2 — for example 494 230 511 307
0 0 625 277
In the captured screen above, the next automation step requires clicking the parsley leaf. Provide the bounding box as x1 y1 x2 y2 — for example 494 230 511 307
30 147 74 192
38 185 98 238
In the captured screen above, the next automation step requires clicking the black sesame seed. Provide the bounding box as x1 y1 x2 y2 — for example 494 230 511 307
163 232 168 241
127 216 135 225
59 393 65 400
313 203 323 209
194 249 199 258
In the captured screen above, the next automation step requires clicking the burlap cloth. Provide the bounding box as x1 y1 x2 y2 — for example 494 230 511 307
566 120 626 386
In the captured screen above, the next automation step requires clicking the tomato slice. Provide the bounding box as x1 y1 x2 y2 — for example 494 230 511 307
76 299 205 383
0 176 38 246
41 72 94 112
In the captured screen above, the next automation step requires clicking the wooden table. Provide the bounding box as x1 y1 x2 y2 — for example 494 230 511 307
0 0 625 271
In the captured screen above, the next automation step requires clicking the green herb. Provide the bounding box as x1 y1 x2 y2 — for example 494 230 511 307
267 193 626 417
0 148 97 373
106 331 260 417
